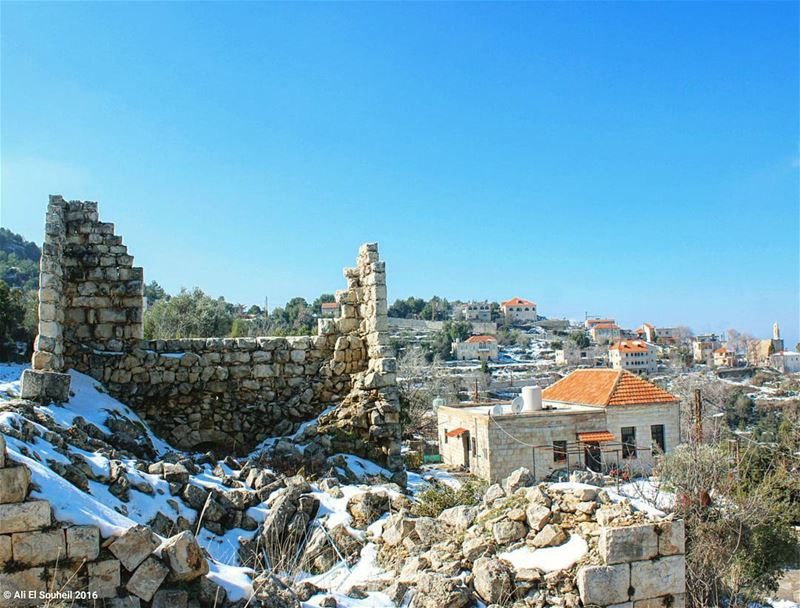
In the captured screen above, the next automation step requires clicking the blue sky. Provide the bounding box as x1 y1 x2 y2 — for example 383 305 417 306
1 2 798 346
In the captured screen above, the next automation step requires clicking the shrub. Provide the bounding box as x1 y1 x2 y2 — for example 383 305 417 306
412 478 487 517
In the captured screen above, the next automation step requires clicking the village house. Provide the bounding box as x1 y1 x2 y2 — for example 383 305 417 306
462 301 492 322
501 297 537 323
748 323 785 365
609 340 657 374
636 323 657 343
436 369 680 482
693 333 722 364
452 335 499 361
320 301 341 317
713 346 735 368
585 318 615 329
555 344 606 367
769 351 800 374
590 322 621 344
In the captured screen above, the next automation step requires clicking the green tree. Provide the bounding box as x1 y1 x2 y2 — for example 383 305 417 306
143 288 235 339
569 330 590 348
143 281 167 306
0 280 30 360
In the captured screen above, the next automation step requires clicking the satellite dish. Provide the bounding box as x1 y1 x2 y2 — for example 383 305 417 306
511 396 524 414
491 404 505 417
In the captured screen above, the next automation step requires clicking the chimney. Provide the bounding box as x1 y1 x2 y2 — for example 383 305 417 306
521 386 542 412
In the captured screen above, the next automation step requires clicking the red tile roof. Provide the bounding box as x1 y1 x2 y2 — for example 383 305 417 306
465 335 497 344
542 369 678 407
592 323 620 330
609 340 649 353
502 297 536 307
578 431 616 442
321 302 339 309
446 427 468 437
586 318 615 327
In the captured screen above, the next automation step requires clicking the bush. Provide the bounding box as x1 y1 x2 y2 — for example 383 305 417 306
412 478 487 517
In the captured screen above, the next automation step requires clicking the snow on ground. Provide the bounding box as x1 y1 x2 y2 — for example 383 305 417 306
499 533 588 573
0 362 24 398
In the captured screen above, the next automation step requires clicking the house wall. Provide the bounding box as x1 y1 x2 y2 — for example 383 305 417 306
453 341 499 361
603 402 681 471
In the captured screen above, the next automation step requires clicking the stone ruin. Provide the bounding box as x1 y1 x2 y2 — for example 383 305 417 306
21 195 405 484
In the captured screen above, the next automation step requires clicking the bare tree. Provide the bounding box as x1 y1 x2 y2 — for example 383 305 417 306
397 348 459 440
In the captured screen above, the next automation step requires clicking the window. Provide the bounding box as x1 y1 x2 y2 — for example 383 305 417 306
553 440 567 462
621 426 637 459
651 424 666 453
444 430 448 444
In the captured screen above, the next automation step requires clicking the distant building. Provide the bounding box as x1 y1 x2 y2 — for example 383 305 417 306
636 323 657 343
748 323 785 365
654 327 683 344
501 297 537 323
555 345 605 367
693 334 721 364
769 351 800 374
453 335 499 361
712 347 735 368
590 322 621 344
436 369 680 481
320 302 340 317
463 301 492 322
585 318 616 329
609 340 657 374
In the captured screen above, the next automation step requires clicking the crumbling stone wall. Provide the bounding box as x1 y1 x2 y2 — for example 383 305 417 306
25 196 404 483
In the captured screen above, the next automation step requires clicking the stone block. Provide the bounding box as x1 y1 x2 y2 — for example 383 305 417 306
0 535 11 566
0 500 51 534
66 525 100 561
152 588 188 608
633 595 685 608
657 520 685 556
601 524 659 565
126 556 169 602
19 369 71 403
11 529 65 565
631 556 686 600
0 567 47 607
159 531 209 581
109 525 159 571
0 465 30 504
0 434 5 467
88 559 121 598
104 597 142 608
577 563 631 606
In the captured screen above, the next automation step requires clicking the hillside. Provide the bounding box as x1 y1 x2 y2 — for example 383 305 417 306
0 228 40 291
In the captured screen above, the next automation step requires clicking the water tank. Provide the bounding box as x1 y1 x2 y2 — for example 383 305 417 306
521 385 542 412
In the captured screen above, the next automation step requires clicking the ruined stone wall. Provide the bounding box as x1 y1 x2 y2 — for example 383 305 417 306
27 196 403 481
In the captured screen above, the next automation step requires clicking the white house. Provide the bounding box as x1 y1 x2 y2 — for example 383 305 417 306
769 351 800 374
501 297 537 323
609 340 657 374
453 335 499 361
590 322 621 344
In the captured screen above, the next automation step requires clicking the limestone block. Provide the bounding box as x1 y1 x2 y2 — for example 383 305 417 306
66 525 100 561
109 525 159 571
0 535 11 566
577 563 631 606
0 465 29 504
104 597 141 608
0 567 47 607
152 589 188 608
633 595 685 608
159 531 209 581
630 556 686 600
657 520 685 556
20 369 71 403
88 559 121 598
126 556 169 601
0 500 51 534
601 524 659 564
11 529 65 565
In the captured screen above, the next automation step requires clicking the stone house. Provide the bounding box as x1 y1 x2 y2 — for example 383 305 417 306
590 322 621 345
452 335 499 361
436 369 680 482
712 346 735 368
319 301 340 317
692 334 722 364
501 297 537 323
462 301 492 322
609 340 657 374
555 345 605 367
636 323 657 343
769 351 800 374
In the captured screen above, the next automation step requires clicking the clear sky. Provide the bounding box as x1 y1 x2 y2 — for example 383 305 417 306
1 2 798 346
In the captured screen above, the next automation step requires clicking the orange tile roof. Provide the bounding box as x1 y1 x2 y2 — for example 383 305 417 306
465 335 497 344
592 323 620 330
542 369 678 407
609 340 649 353
321 302 340 309
578 431 616 442
502 297 536 307
586 318 615 327
446 427 468 437
713 347 729 354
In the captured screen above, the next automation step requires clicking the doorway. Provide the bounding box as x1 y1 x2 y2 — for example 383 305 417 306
584 441 602 472
462 432 471 470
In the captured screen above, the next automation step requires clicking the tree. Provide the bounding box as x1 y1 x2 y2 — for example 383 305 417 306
311 294 335 315
143 281 167 306
396 347 459 439
143 287 235 339
246 304 263 315
0 280 30 360
569 330 590 348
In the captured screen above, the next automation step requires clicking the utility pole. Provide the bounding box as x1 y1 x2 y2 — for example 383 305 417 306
693 388 703 443
474 378 479 402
